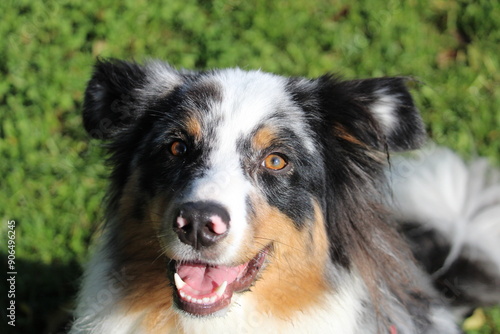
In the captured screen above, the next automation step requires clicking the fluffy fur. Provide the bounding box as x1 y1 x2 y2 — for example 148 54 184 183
71 59 500 334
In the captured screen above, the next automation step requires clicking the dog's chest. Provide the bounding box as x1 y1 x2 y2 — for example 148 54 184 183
161 290 365 334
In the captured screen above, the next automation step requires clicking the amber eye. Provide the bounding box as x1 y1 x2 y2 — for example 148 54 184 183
170 141 188 156
262 153 288 171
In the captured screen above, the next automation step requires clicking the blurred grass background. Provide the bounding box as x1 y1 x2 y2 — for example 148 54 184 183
1 0 499 333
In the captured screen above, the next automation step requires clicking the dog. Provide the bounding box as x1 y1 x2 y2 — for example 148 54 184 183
70 59 500 333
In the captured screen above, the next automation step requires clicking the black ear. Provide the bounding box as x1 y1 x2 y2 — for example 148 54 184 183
317 76 426 152
83 59 182 139
82 59 148 139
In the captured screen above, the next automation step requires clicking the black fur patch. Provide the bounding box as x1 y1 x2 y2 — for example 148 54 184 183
401 222 500 313
83 59 149 139
239 125 324 229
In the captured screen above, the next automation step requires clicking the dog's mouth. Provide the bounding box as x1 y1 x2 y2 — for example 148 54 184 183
170 248 268 316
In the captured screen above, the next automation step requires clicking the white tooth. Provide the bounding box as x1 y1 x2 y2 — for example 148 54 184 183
209 296 217 304
179 291 186 298
215 281 228 297
174 273 186 290
186 295 192 302
202 297 210 304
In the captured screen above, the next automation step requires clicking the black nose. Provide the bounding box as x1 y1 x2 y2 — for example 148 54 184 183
174 201 230 249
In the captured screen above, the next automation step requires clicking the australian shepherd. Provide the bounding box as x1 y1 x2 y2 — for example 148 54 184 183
70 59 500 333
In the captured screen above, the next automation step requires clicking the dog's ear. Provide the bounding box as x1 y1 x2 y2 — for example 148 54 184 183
316 76 426 152
83 59 147 139
83 59 181 139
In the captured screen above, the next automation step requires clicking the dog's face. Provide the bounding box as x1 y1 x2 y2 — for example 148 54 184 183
83 60 425 317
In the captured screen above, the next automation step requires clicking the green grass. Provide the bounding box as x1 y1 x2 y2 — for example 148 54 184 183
1 0 499 332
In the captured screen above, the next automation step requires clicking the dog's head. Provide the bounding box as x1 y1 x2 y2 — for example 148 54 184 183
83 59 425 317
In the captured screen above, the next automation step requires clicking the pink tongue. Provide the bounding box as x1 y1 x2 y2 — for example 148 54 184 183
177 263 247 292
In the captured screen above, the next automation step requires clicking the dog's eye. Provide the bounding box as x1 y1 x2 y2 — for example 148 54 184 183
170 141 188 157
262 153 288 171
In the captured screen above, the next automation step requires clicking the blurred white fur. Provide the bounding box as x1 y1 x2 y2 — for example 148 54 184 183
388 145 500 278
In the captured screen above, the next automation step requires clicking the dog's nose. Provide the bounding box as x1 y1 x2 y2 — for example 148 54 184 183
174 201 230 249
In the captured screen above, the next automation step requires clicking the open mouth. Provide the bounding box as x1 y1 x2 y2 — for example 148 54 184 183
170 248 268 316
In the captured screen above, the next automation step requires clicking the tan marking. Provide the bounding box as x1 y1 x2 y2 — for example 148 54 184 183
116 170 141 217
239 197 331 319
334 125 388 165
334 123 365 146
185 116 202 141
114 171 180 332
252 126 277 151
